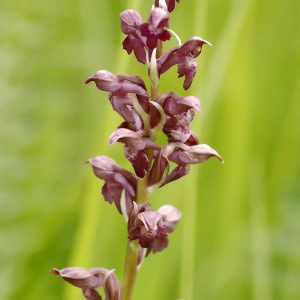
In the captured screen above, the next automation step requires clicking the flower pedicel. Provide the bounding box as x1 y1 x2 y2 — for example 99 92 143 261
52 1 222 299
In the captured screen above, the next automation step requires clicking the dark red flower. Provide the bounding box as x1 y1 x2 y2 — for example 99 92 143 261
128 203 182 253
87 155 137 215
85 70 149 130
129 210 168 253
151 92 201 142
120 9 147 64
51 267 121 300
85 70 148 98
168 143 223 165
157 37 212 90
149 143 222 187
109 128 160 178
140 7 171 51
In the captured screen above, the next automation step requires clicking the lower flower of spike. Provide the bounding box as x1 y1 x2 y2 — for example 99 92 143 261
51 267 121 300
128 204 182 253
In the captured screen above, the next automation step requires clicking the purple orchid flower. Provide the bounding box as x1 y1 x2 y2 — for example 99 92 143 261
157 37 212 89
155 0 180 12
128 203 182 253
109 128 160 178
85 70 150 130
85 70 148 98
87 155 137 215
128 207 168 253
151 92 201 142
51 267 121 300
120 9 147 64
140 7 171 52
149 143 222 187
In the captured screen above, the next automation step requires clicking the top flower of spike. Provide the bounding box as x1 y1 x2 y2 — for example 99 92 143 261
120 7 171 64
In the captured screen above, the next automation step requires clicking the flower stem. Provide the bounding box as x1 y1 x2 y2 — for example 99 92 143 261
122 177 148 300
122 40 162 300
122 241 139 300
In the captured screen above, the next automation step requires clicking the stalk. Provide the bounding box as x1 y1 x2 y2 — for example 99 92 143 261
122 241 139 300
122 177 149 300
122 45 161 300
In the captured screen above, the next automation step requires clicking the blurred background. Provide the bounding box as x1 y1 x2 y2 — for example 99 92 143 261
1 0 300 299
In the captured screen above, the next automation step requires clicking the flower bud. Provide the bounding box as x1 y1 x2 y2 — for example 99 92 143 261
149 48 160 89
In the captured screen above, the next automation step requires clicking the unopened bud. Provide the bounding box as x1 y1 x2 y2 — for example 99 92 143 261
149 48 160 89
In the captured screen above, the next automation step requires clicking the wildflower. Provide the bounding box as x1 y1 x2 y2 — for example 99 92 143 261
149 143 222 187
128 204 168 253
87 155 137 215
157 37 212 89
51 267 121 300
120 9 146 64
85 71 149 130
85 70 148 99
109 128 160 177
140 7 171 51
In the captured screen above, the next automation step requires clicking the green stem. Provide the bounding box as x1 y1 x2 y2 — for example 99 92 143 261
122 241 139 300
122 177 149 300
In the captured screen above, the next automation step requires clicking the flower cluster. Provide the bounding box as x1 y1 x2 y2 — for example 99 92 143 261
52 1 222 299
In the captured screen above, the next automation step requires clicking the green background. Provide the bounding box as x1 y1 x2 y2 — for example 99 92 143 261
1 0 300 299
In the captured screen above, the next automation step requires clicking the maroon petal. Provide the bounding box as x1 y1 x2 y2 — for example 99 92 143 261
160 164 190 186
185 131 199 146
85 70 121 92
140 7 171 51
82 289 101 300
109 95 143 130
87 156 137 214
51 267 109 290
124 145 150 178
163 109 195 142
148 145 172 186
120 9 143 35
169 143 223 165
51 267 121 300
157 37 211 89
86 71 148 98
129 211 168 253
157 92 201 115
149 7 169 29
109 128 146 150
158 205 182 233
178 57 197 90
120 9 147 64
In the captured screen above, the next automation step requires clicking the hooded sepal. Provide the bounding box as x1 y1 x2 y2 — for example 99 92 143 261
87 156 137 215
51 267 121 300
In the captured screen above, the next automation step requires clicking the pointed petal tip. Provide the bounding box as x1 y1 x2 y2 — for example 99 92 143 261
84 78 92 84
50 268 60 275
